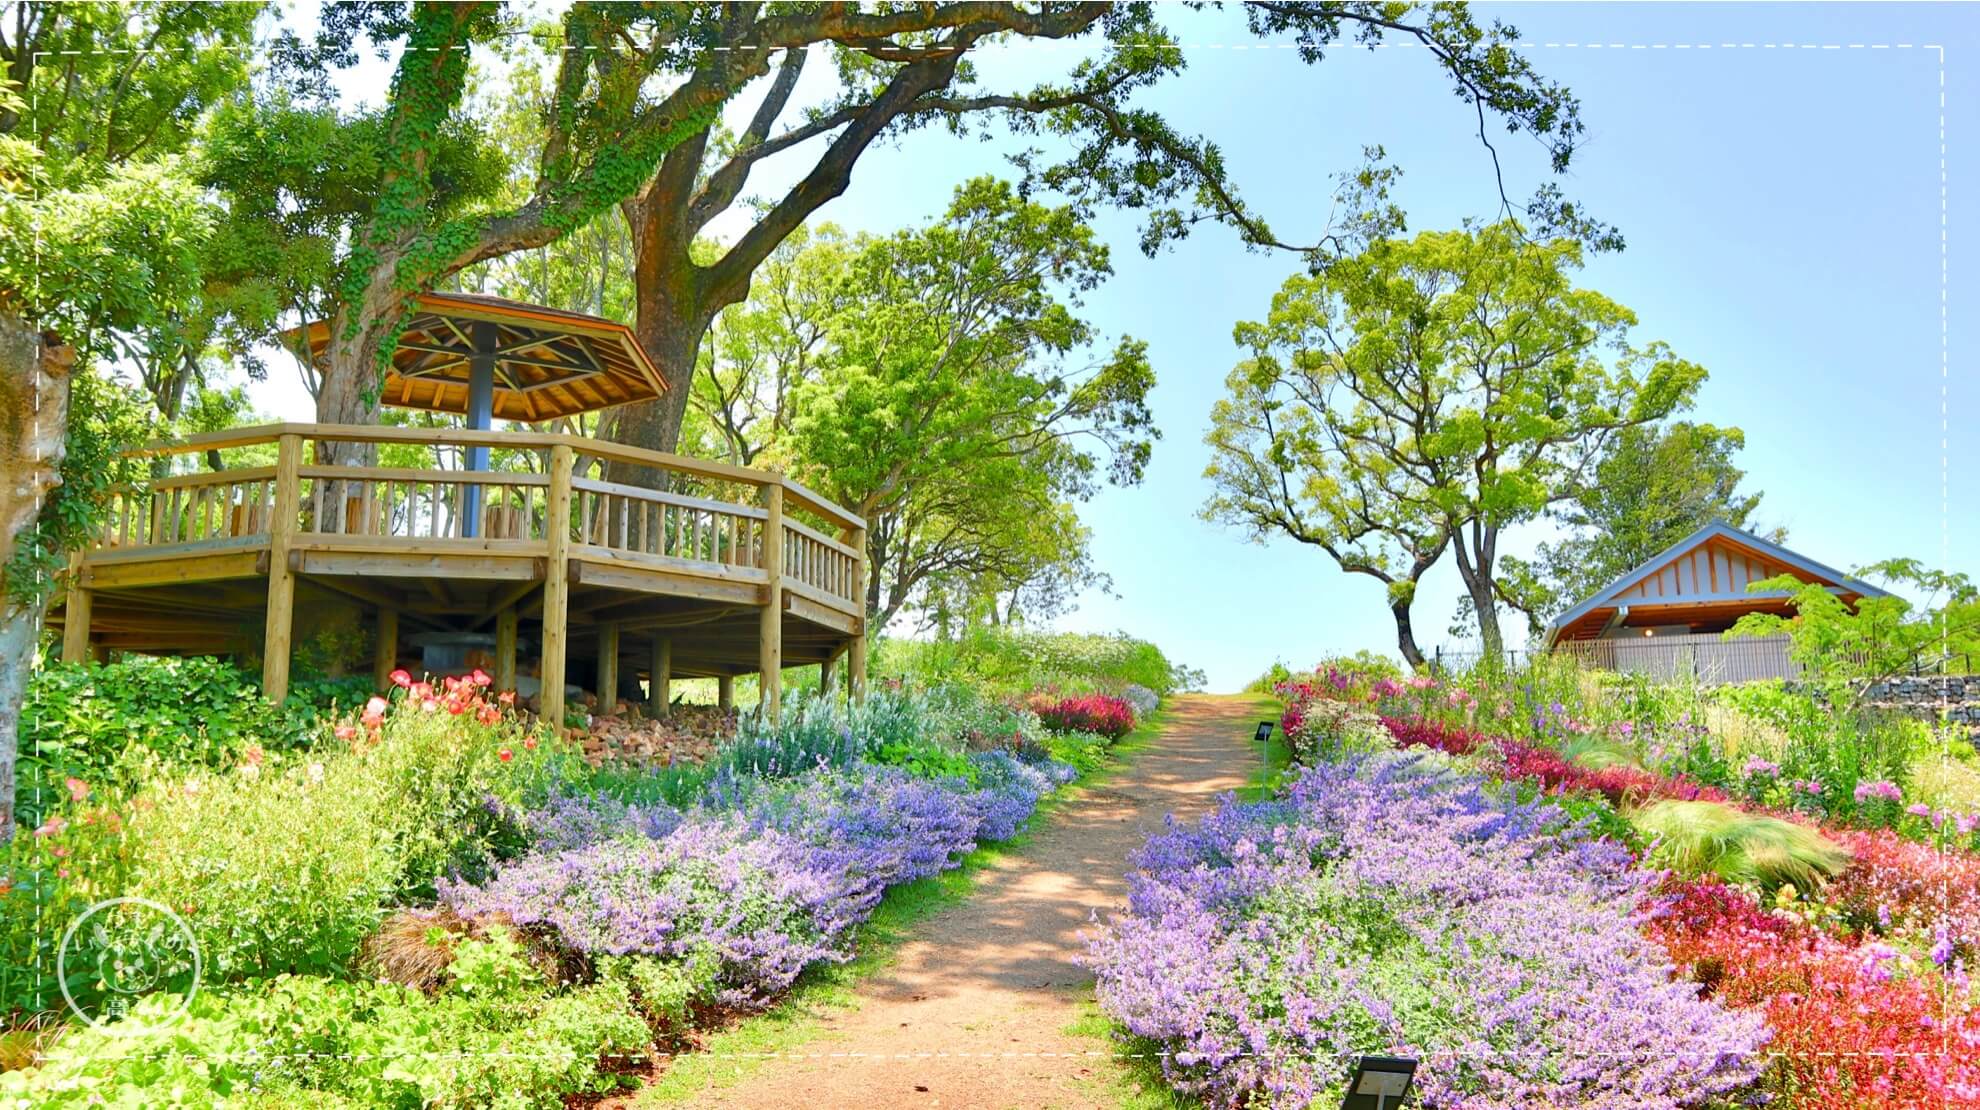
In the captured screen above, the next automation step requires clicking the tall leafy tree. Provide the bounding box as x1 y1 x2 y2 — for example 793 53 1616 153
0 126 215 836
604 0 1602 474
298 2 1594 471
1207 220 1707 660
1203 354 1452 668
1493 422 1771 632
784 179 1156 632
0 1 256 178
0 2 259 833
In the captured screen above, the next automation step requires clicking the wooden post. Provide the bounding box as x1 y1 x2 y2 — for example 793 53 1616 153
540 443 573 730
718 674 734 711
596 622 620 715
819 654 837 700
649 634 671 717
262 433 302 704
758 480 784 722
373 608 399 690
495 607 518 692
60 552 91 664
849 524 869 704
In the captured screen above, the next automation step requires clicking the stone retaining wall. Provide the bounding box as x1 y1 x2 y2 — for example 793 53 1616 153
1857 674 1980 737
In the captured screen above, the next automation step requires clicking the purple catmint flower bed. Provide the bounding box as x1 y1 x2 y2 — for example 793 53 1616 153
446 749 1073 1009
1086 753 1769 1109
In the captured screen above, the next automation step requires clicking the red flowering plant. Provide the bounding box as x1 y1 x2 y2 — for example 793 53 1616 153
1649 877 1980 1108
1376 715 1728 808
1032 693 1136 740
1820 826 1980 965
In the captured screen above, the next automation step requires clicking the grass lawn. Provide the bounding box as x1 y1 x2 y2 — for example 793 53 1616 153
631 705 1174 1105
1233 692 1293 801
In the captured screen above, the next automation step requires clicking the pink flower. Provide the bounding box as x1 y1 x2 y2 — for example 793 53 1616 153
242 745 264 766
471 668 491 687
63 777 88 803
33 815 64 838
334 723 357 742
389 668 412 689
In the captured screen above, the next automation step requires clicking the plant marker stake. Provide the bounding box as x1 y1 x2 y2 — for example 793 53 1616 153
1341 1055 1417 1110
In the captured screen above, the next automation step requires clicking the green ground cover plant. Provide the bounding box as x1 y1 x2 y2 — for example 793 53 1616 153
873 628 1203 700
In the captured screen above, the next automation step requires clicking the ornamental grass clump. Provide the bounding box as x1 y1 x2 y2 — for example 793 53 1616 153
1632 799 1852 893
1088 755 1767 1109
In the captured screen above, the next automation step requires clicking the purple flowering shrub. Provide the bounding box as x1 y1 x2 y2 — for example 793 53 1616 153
1088 754 1769 1108
449 750 1076 1012
523 791 682 853
445 818 848 1007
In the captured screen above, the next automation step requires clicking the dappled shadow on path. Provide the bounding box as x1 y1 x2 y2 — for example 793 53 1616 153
689 694 1264 1110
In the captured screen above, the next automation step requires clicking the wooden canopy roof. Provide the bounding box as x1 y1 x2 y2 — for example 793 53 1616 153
1544 521 1890 646
292 292 666 421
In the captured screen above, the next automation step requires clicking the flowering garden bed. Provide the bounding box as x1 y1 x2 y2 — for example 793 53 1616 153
3 658 1154 1108
1089 661 1980 1108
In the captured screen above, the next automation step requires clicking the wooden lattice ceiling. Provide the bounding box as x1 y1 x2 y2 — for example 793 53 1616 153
291 292 666 421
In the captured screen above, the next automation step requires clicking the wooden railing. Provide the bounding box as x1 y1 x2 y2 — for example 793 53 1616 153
571 476 765 567
95 423 868 612
101 467 278 549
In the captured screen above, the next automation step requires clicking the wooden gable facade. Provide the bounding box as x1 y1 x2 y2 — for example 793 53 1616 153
1544 521 1888 646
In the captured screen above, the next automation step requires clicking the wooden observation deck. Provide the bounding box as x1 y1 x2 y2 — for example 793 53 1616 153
49 423 869 725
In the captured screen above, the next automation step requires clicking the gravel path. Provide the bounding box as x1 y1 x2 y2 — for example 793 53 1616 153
678 693 1263 1109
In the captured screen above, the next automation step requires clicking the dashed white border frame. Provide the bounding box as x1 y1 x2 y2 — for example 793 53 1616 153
19 29 1960 1088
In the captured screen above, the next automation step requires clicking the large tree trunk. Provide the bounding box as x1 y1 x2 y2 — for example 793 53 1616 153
314 274 402 466
1452 522 1506 660
604 310 706 483
1390 591 1427 671
0 311 75 839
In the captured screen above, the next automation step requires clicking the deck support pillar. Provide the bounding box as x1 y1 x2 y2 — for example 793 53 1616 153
649 634 671 717
758 480 785 722
261 433 302 704
596 622 620 714
495 608 517 693
718 675 734 711
60 553 91 664
848 524 869 704
820 653 837 701
540 443 574 732
373 608 398 690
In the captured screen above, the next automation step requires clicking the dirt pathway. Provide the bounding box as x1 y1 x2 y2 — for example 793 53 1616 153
676 694 1264 1109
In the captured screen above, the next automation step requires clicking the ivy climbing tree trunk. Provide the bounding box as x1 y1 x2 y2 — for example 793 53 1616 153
0 310 74 839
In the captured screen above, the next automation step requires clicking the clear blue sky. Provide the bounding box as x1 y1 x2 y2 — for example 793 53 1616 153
256 3 1977 691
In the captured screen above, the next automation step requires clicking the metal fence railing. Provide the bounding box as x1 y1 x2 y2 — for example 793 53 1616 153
1431 634 1800 685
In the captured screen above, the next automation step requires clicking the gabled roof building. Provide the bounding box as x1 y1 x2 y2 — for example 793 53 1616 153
1542 521 1888 682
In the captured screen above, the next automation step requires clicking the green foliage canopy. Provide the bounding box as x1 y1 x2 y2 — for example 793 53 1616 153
1207 219 1707 660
